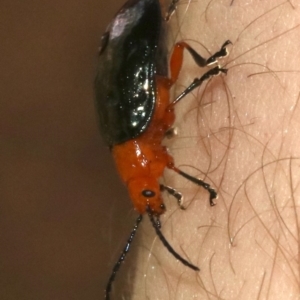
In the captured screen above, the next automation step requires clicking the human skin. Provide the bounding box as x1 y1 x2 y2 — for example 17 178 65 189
0 0 299 300
116 0 300 299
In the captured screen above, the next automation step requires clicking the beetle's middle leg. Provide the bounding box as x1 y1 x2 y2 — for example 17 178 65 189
167 165 217 207
160 184 185 209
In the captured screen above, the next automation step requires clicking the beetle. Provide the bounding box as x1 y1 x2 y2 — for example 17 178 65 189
95 0 230 298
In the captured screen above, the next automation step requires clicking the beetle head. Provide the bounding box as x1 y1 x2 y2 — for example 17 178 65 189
128 177 165 215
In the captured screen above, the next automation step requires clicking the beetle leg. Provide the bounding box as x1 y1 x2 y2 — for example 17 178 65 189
165 127 178 139
185 40 232 67
168 166 217 207
160 184 185 209
165 0 180 21
172 66 227 106
169 40 231 84
206 40 232 66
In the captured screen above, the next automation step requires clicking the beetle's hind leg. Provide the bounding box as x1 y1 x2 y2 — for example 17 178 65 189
168 40 231 85
206 40 232 66
167 40 230 107
168 165 217 207
172 66 227 105
185 40 232 67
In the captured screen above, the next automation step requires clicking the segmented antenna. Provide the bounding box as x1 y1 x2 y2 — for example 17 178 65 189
105 215 143 300
146 206 199 271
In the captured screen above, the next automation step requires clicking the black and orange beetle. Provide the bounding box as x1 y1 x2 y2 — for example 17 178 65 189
95 0 230 298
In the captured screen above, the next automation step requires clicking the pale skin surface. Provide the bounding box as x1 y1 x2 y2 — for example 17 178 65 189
119 0 300 299
0 0 299 300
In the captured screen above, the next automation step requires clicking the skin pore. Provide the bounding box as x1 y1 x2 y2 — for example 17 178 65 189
116 0 300 299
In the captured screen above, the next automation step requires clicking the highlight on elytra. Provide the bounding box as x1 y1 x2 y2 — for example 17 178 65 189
94 0 230 298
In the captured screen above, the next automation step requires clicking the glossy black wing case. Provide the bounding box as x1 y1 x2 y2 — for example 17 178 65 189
95 0 166 146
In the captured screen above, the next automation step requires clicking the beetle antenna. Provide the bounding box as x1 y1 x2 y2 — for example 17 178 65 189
105 215 143 300
146 206 199 271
